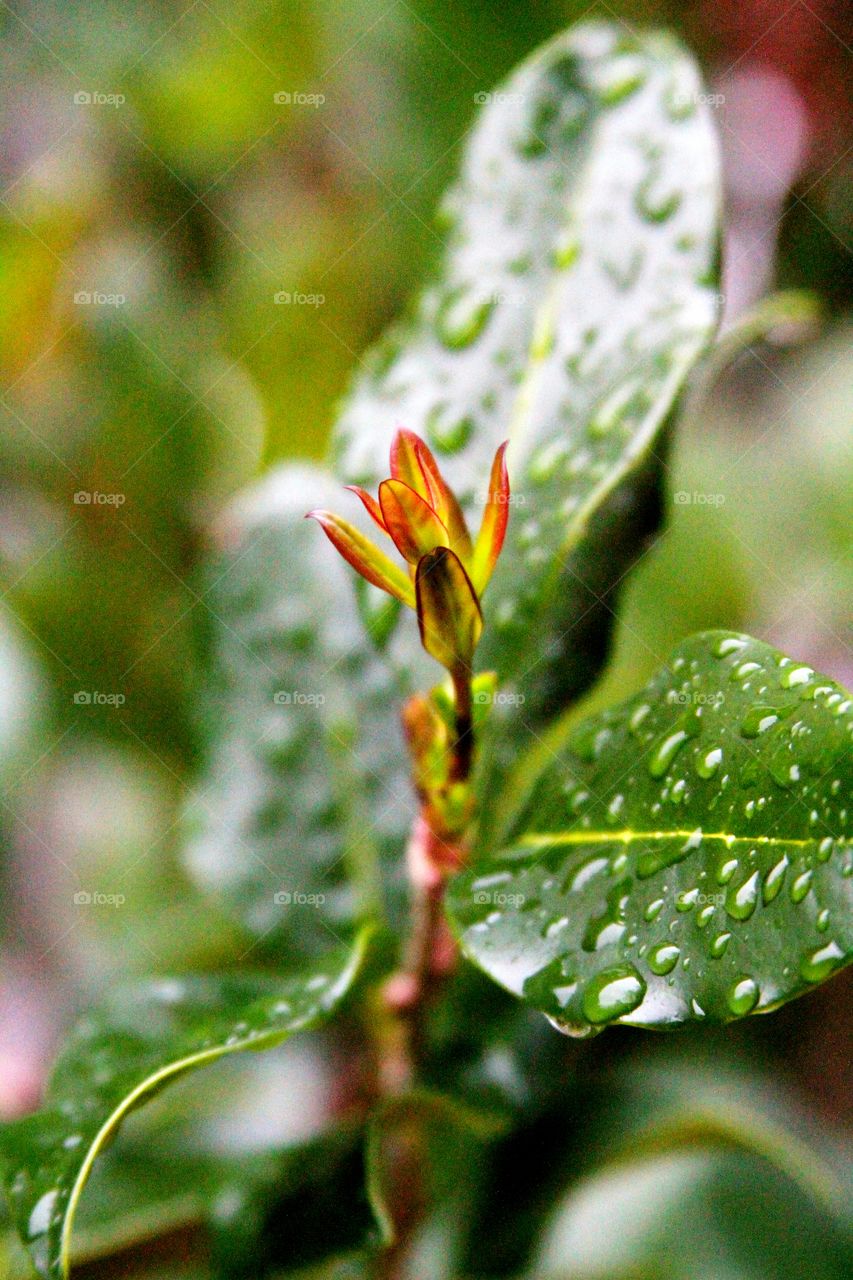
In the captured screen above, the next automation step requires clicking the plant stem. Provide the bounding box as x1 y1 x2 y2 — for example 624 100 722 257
449 666 474 784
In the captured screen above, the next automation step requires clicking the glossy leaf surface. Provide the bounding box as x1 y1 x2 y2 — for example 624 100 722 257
447 633 852 1033
0 937 369 1279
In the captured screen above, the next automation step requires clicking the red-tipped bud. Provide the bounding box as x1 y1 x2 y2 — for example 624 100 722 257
308 429 509 674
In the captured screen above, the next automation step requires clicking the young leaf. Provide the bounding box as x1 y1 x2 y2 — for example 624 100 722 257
0 935 370 1280
332 22 720 723
182 465 415 949
446 633 852 1034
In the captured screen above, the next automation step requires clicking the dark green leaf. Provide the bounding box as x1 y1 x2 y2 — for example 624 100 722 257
332 22 720 721
447 632 852 1033
0 934 370 1280
183 465 414 948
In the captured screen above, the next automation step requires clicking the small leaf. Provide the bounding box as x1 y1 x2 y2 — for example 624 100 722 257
307 509 415 606
0 935 370 1280
416 549 483 673
470 442 509 594
378 480 450 565
447 632 852 1033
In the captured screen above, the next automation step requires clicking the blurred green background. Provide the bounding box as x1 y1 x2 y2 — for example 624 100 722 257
0 0 849 1172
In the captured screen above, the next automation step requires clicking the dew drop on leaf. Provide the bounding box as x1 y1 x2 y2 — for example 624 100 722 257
727 976 759 1015
581 965 646 1024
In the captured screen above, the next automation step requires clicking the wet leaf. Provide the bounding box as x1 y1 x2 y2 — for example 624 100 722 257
447 632 852 1033
0 936 370 1280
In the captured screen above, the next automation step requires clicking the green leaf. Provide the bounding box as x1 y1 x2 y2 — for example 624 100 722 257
0 935 370 1280
331 21 720 721
182 464 413 948
446 632 852 1033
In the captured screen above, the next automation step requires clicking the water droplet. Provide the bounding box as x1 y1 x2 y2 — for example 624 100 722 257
589 377 649 437
816 908 830 933
436 285 495 349
696 904 715 929
552 227 580 269
780 665 813 689
664 79 697 120
676 887 699 912
695 746 723 778
716 856 738 885
715 636 748 657
710 931 731 958
730 660 762 683
528 438 569 483
644 897 664 921
28 1189 59 1240
740 705 781 737
565 853 608 893
648 727 690 778
581 965 646 1024
762 854 789 903
425 405 473 454
726 870 760 920
800 941 843 983
817 837 834 863
727 976 759 1016
790 869 813 903
629 703 651 735
648 943 680 975
634 168 682 223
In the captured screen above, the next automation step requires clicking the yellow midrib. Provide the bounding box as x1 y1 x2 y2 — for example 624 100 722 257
521 830 835 850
